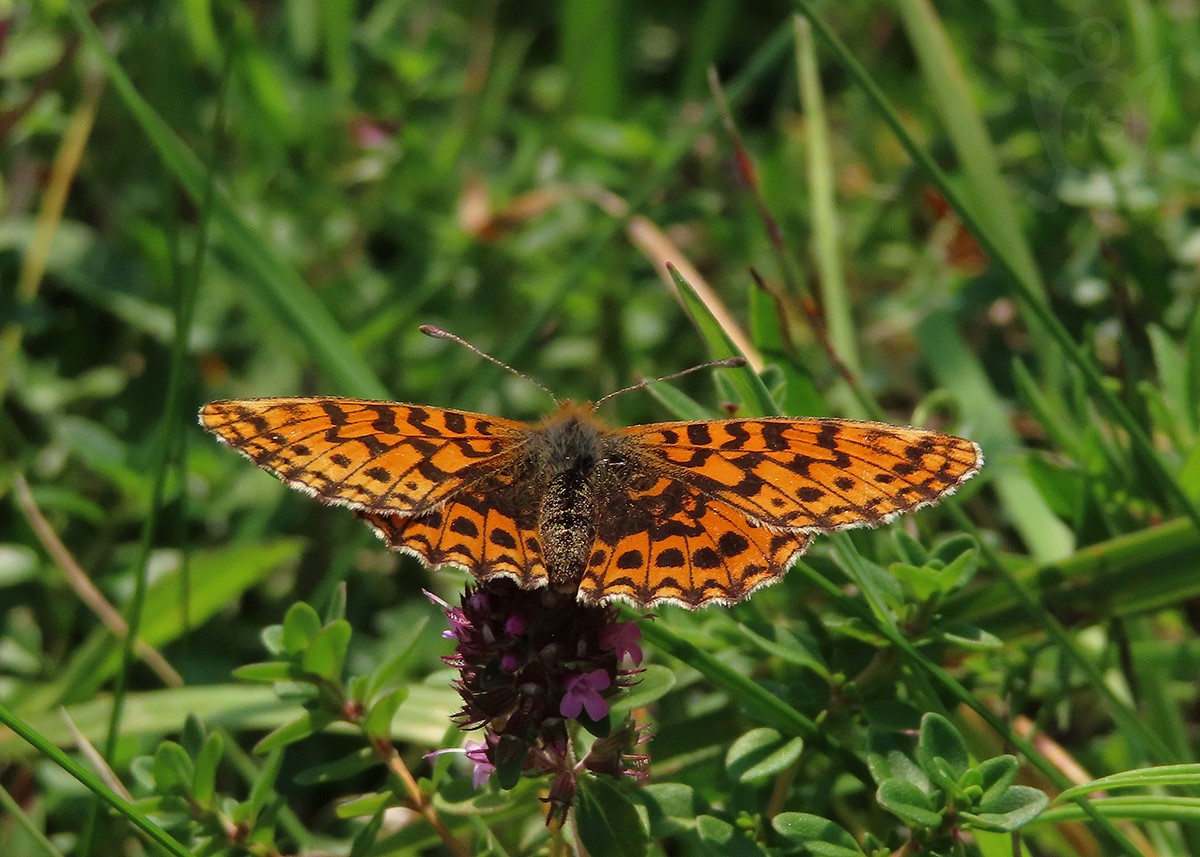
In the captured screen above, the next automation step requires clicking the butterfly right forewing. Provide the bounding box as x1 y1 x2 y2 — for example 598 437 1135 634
620 417 982 533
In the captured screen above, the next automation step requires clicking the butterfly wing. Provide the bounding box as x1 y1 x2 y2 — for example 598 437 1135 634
199 398 528 515
618 418 982 532
576 457 811 608
358 482 549 590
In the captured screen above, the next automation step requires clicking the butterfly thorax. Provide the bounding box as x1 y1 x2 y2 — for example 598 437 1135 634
530 405 613 594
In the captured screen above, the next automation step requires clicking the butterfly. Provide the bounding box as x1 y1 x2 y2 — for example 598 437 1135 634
200 363 981 609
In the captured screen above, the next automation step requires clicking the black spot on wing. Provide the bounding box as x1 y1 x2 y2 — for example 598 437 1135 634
686 423 712 445
490 529 517 549
617 549 644 570
720 423 751 449
655 548 685 568
320 401 349 427
368 405 399 435
760 422 789 451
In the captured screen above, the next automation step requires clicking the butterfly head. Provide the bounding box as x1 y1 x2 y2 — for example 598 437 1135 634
535 402 608 476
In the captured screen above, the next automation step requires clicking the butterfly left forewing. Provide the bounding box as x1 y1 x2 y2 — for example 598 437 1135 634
199 398 527 515
620 417 981 532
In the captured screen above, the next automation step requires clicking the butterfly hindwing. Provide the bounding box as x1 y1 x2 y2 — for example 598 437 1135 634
360 500 549 590
577 462 812 608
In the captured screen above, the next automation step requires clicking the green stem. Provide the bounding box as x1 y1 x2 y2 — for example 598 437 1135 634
0 702 191 857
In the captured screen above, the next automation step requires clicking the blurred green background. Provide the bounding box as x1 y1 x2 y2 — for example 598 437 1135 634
4 1 1200 854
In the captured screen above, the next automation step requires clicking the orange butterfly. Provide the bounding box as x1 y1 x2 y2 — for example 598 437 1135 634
200 336 981 609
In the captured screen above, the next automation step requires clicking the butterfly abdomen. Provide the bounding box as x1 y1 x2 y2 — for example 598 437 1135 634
533 410 608 594
540 470 597 594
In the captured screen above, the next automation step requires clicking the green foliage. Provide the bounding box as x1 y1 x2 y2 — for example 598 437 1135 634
870 713 1048 842
4 1 1200 855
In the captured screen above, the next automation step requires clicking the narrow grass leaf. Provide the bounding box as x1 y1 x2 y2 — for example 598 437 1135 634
793 16 860 377
670 266 778 417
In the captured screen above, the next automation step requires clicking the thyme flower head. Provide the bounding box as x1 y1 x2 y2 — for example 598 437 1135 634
428 578 646 822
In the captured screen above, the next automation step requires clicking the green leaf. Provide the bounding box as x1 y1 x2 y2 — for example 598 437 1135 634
232 661 306 684
301 620 352 681
0 543 38 587
931 534 979 567
644 378 718 422
737 623 829 675
933 546 978 593
431 776 521 816
282 602 323 656
179 714 206 758
876 779 943 829
347 675 370 706
323 582 348 624
1057 764 1200 801
253 710 334 754
669 265 778 417
242 749 284 824
493 734 527 790
192 732 224 804
935 622 1002 651
889 562 944 602
772 812 866 855
362 687 409 740
260 624 285 657
916 713 970 783
152 742 193 794
891 531 929 566
348 807 387 857
725 727 803 784
976 755 1018 805
631 783 701 838
336 791 394 819
575 776 648 857
793 14 859 377
694 814 771 856
961 785 1048 831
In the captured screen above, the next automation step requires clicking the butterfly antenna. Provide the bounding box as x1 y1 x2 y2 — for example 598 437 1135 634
593 356 747 408
419 325 559 404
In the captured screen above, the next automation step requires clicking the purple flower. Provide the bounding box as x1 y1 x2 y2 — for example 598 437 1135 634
430 578 649 823
424 590 470 640
463 740 495 789
423 740 495 790
560 669 612 720
600 620 644 666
